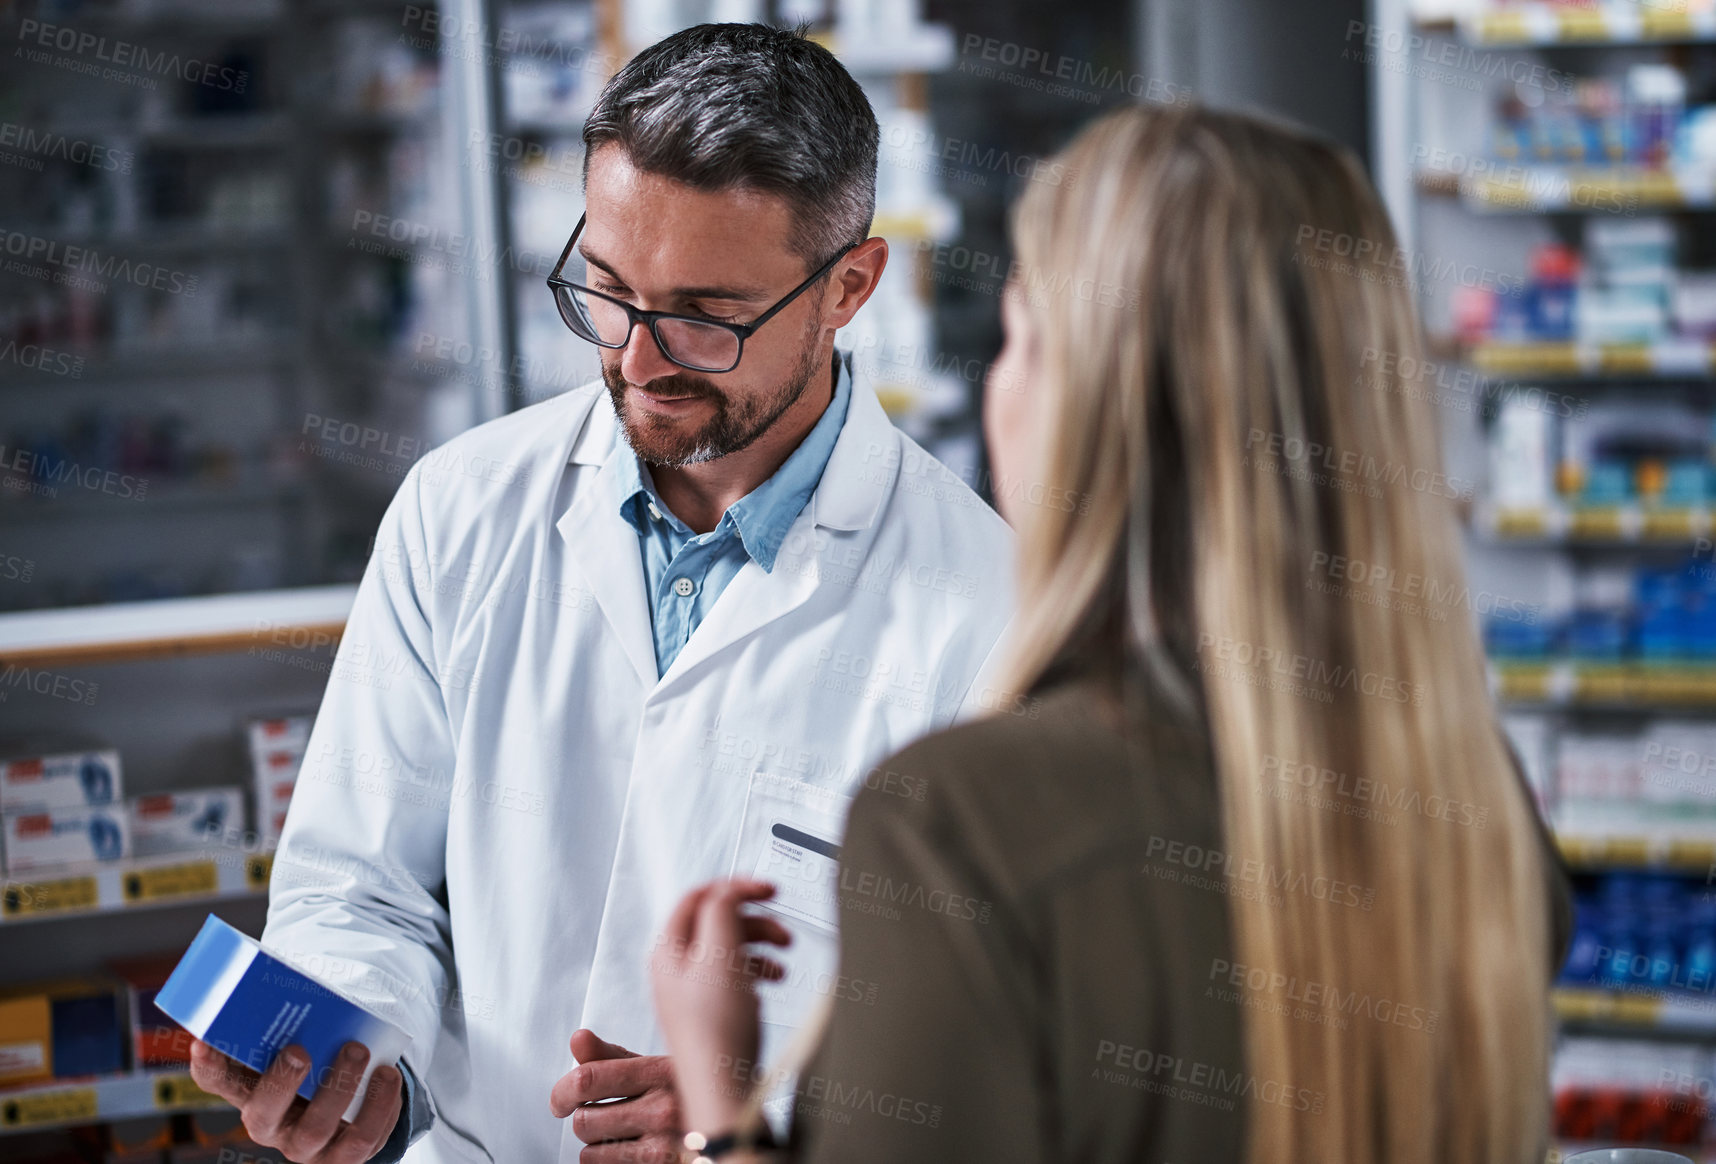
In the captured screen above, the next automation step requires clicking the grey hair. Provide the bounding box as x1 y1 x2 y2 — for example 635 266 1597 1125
582 23 878 267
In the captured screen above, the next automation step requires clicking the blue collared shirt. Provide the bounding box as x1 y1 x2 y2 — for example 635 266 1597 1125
614 352 852 678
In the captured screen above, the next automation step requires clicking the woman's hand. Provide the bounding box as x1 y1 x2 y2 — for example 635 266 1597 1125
650 878 793 1135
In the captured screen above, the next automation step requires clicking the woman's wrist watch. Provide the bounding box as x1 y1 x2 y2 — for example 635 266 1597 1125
682 1125 778 1161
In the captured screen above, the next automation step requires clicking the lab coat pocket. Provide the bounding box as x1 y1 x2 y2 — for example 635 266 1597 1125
730 771 854 1050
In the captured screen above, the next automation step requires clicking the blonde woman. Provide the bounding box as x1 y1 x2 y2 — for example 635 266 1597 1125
648 103 1571 1164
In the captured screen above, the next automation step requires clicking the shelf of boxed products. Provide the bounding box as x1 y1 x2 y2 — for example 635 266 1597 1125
1409 51 1716 216
1485 562 1716 707
870 200 962 244
1554 831 1716 872
1492 659 1716 709
1420 165 1715 213
1438 3 1716 46
1 482 313 526
16 0 290 33
1476 501 1716 545
1448 216 1716 378
3 221 296 254
0 846 274 926
0 584 354 668
1552 871 1716 1039
1 721 311 923
813 24 956 75
38 112 297 152
1554 985 1716 1033
0 1066 228 1135
0 342 299 390
1553 1040 1712 1151
1468 338 1716 378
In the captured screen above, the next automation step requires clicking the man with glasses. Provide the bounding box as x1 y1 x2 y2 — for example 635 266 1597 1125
189 22 1014 1164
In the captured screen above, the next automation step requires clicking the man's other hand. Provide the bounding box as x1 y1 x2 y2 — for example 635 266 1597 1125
550 1029 682 1163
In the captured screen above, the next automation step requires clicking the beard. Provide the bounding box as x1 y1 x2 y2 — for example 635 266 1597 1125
604 327 825 468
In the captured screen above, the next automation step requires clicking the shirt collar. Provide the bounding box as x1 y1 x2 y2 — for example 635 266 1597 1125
614 352 854 571
614 447 681 536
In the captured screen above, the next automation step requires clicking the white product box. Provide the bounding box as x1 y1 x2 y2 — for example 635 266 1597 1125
3 805 131 872
247 716 312 845
0 749 122 813
1557 731 1642 802
1489 400 1552 509
1638 721 1716 807
1501 714 1552 819
128 788 245 858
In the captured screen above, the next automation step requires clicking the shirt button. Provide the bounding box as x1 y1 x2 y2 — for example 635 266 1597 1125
647 500 663 522
673 576 696 598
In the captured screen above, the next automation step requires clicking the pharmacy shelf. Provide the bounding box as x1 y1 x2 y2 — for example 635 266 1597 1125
0 481 309 523
1424 166 1716 213
49 114 294 150
0 584 354 668
19 1 289 36
1493 660 1716 709
1474 502 1714 546
310 112 441 137
818 25 957 74
0 341 296 389
1555 831 1716 872
0 849 274 925
872 198 962 243
1555 986 1716 1036
1442 4 1716 46
4 222 293 252
1468 339 1716 379
0 1067 228 1136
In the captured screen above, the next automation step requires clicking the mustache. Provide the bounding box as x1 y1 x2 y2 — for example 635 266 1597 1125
604 366 718 401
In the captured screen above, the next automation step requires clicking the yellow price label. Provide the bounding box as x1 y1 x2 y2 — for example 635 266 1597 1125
1572 664 1630 702
245 852 274 891
1552 988 1606 1020
1472 343 1580 375
1492 509 1549 539
1477 11 1532 41
1637 667 1716 705
1601 344 1655 375
1475 178 1542 209
1666 840 1716 870
1642 509 1695 539
153 1073 226 1110
1494 664 1551 702
1642 10 1696 38
1555 988 1658 1024
1569 508 1624 539
122 860 218 904
1 875 99 919
1603 836 1652 866
0 1086 97 1128
1555 9 1609 39
1625 171 1681 202
1633 668 1678 702
873 212 934 239
1611 992 1662 1025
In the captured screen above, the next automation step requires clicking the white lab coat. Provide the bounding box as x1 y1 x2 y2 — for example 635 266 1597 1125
262 363 1015 1164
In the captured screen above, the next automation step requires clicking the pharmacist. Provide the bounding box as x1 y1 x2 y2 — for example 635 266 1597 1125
185 23 1013 1164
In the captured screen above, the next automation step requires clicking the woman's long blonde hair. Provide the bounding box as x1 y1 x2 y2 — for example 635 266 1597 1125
998 104 1553 1163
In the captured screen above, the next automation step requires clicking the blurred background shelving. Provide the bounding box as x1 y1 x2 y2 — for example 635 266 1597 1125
1379 0 1716 1154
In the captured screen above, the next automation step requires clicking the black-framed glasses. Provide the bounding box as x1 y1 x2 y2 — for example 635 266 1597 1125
546 212 861 374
